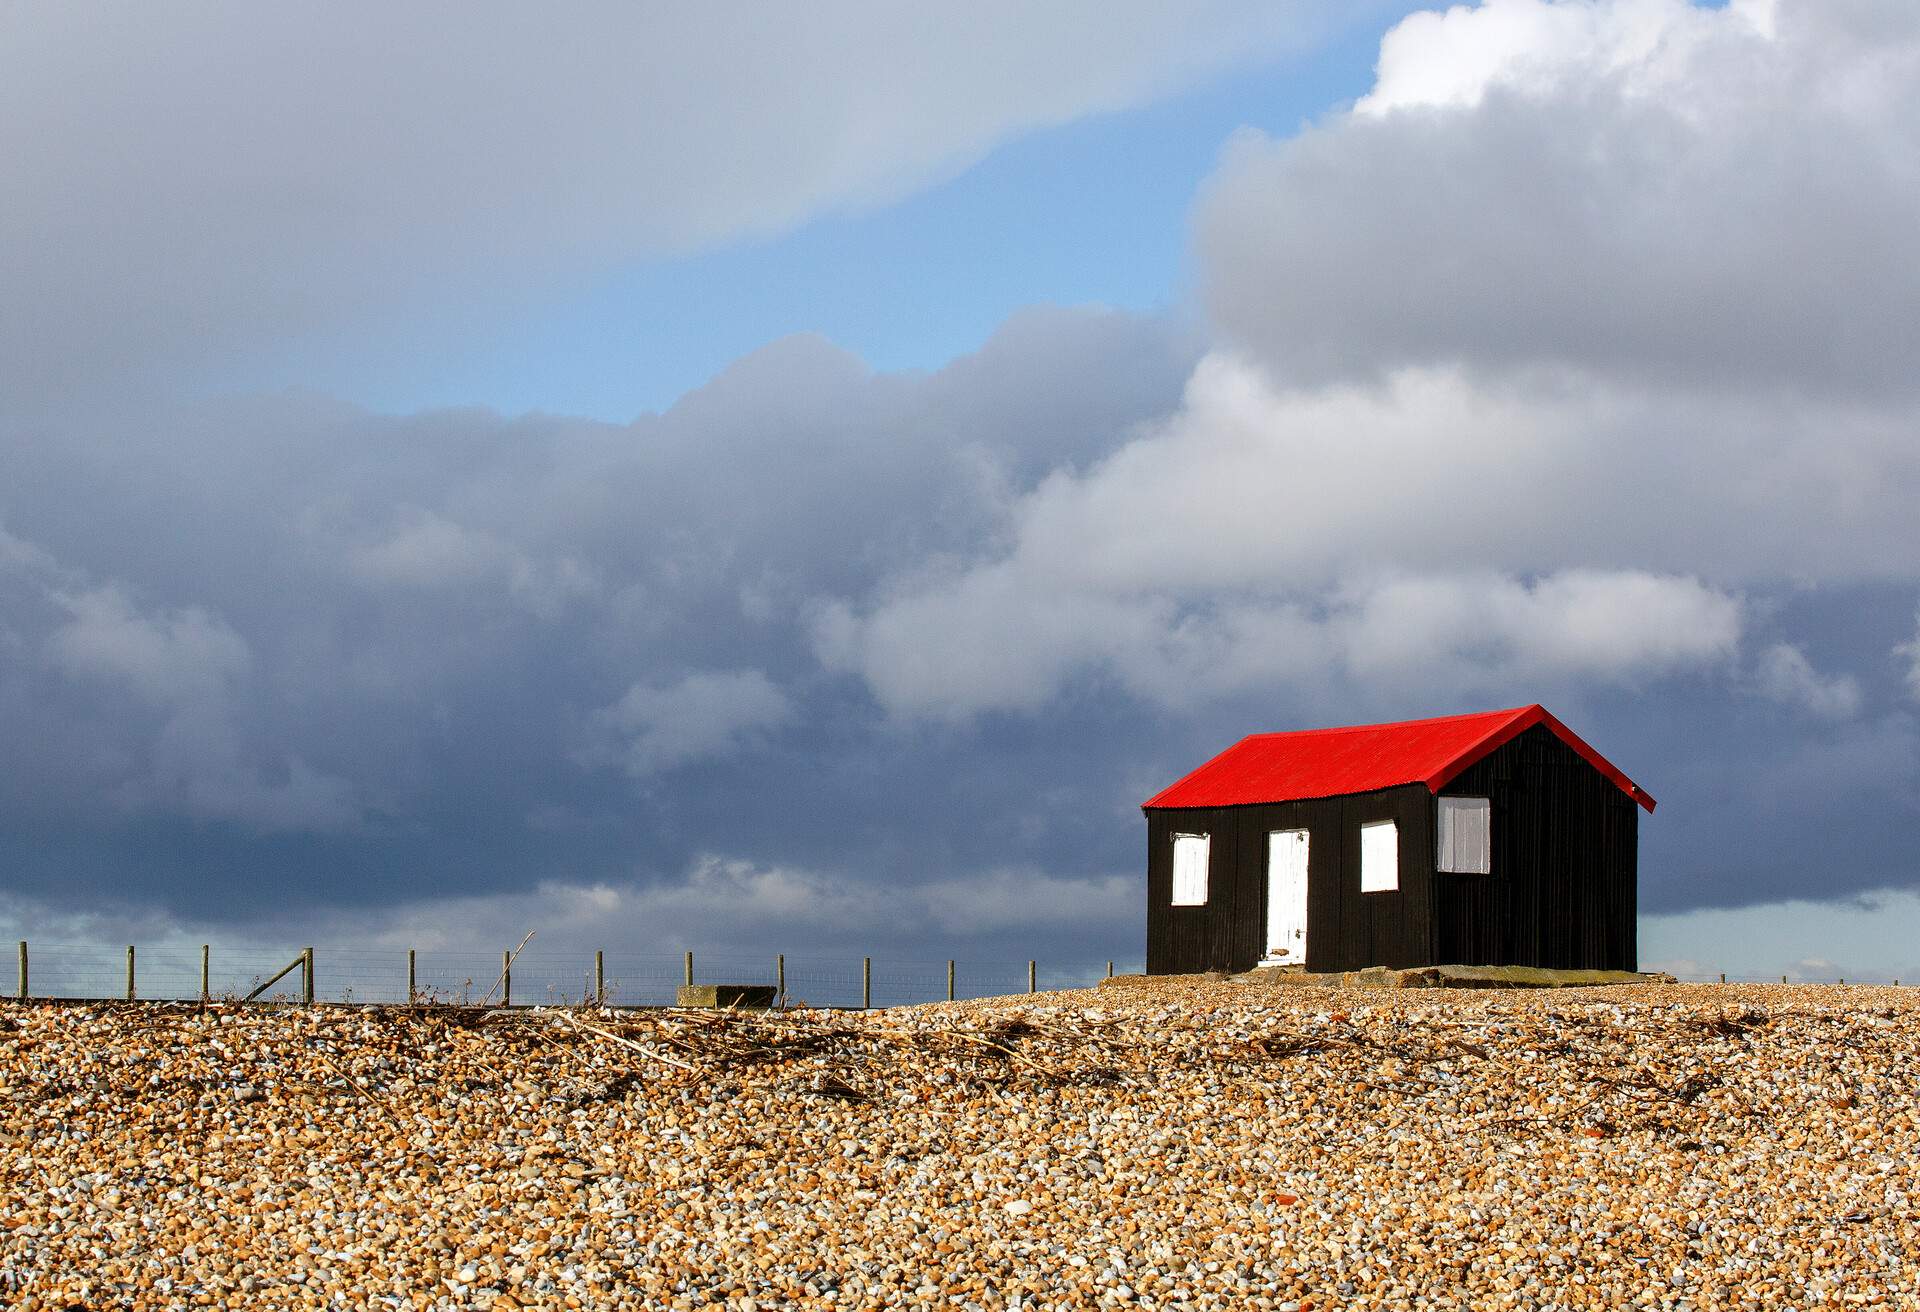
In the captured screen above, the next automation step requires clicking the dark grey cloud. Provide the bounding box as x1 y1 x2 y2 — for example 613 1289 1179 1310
0 308 1199 952
5 0 1920 985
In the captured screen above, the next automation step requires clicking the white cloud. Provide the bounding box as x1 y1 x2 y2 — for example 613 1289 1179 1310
824 351 1916 636
45 585 251 709
583 857 1135 942
814 349 1749 719
0 855 1135 964
1894 609 1920 703
820 563 1739 720
1752 642 1862 720
6 529 361 832
814 573 1168 720
1356 0 1774 118
0 1 1338 399
456 853 1132 952
817 1 1920 724
0 523 57 573
1335 569 1740 682
348 510 599 618
349 513 505 590
589 669 795 775
1201 0 1920 395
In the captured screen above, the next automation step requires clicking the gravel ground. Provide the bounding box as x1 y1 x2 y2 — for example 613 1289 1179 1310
2 981 1915 1310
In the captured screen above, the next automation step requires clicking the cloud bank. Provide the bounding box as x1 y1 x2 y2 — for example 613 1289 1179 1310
3 0 1919 970
0 1 1332 401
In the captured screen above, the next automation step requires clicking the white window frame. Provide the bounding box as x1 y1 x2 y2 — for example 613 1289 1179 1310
1437 796 1492 874
1359 819 1399 893
1170 832 1211 906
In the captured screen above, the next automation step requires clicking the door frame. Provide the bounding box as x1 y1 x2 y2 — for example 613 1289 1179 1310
1262 827 1310 966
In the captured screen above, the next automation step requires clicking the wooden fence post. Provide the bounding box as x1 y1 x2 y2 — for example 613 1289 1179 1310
407 949 417 1003
776 953 785 1006
1107 961 1114 979
684 951 694 989
201 945 211 1002
303 947 315 1005
862 957 871 1010
126 946 136 1002
595 950 605 1007
16 941 25 1001
502 950 513 1008
1028 960 1036 994
946 959 955 1002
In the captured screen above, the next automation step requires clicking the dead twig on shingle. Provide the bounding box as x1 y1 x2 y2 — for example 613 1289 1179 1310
311 1042 404 1128
550 1009 699 1073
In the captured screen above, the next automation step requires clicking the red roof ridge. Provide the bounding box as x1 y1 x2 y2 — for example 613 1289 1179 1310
1143 704 1654 813
1235 705 1539 742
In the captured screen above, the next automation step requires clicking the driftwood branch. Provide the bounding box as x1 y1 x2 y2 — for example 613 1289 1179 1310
549 1008 699 1073
480 931 537 1007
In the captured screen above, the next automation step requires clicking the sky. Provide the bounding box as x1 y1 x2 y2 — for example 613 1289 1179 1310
4 0 1920 991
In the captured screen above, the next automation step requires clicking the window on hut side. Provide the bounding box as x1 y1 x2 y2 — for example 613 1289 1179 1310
1437 796 1491 873
1170 832 1210 906
1359 819 1398 893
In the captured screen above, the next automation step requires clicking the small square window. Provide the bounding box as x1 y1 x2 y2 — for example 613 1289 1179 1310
1171 832 1210 906
1437 796 1491 873
1360 819 1398 893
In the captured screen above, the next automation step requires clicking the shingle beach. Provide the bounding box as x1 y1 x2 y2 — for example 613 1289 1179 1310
3 981 1914 1309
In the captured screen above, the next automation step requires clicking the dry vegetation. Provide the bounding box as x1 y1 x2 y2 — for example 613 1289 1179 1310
2 980 1916 1309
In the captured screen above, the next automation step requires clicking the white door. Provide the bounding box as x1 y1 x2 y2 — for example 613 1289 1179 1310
1265 829 1310 965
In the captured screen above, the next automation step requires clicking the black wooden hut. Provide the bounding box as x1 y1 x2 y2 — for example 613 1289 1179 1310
1142 705 1654 975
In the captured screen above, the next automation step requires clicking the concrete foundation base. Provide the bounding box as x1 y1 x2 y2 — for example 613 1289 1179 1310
1235 964 1675 989
1102 965 1675 991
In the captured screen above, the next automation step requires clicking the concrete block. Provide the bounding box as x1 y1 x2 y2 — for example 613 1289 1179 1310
676 984 776 1009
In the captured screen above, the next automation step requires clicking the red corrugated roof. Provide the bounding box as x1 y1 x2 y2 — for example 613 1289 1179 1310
1142 705 1655 812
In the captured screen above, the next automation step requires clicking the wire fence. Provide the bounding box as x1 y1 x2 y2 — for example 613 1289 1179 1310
1 940 1123 1008
1669 971 1913 987
3 941 1910 1007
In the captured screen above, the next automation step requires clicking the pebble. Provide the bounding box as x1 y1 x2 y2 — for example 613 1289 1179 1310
0 981 1915 1308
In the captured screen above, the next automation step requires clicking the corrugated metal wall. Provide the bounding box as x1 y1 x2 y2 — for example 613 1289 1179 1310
1434 726 1638 971
1145 784 1434 974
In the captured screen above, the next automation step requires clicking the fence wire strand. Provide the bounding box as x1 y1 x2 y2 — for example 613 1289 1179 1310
5 943 1902 1006
3 942 1115 1007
